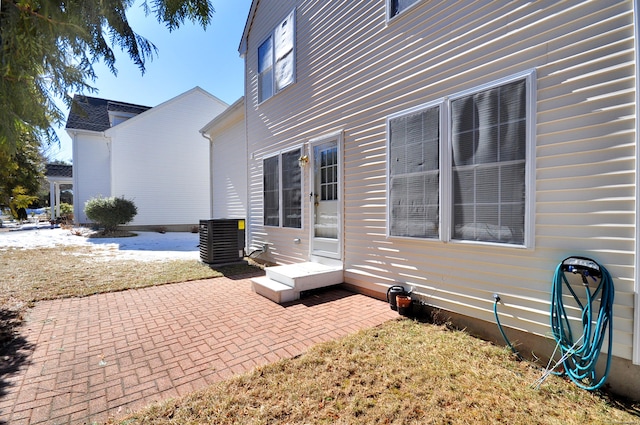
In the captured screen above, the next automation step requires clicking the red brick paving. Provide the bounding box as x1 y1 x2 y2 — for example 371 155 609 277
0 277 397 424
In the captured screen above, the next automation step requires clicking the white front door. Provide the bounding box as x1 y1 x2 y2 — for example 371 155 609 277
310 134 342 260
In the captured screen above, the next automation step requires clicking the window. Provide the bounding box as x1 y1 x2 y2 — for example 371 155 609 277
319 147 338 201
258 10 295 103
451 79 527 245
263 148 302 228
387 73 533 246
389 104 440 238
388 0 421 19
263 156 279 226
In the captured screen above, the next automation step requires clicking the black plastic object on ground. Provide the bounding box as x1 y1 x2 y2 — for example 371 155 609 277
386 285 407 311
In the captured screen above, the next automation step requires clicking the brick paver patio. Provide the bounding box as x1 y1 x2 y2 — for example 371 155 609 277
0 276 398 424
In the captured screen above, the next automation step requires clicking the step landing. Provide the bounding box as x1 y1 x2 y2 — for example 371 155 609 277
251 262 344 304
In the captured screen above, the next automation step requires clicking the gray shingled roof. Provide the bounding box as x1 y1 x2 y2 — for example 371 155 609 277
45 163 73 178
65 95 151 132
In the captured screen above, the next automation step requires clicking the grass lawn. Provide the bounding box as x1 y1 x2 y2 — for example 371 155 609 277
1 244 639 424
110 319 640 424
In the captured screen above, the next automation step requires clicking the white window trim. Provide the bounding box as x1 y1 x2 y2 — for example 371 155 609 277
263 146 304 229
386 0 422 23
446 69 537 249
386 70 536 249
386 99 445 241
257 9 296 104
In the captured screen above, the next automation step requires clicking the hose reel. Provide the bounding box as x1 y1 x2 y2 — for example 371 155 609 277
550 256 614 391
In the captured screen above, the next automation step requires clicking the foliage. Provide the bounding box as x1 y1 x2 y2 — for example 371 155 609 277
84 196 138 233
8 186 39 219
0 132 44 208
0 0 215 155
59 202 73 215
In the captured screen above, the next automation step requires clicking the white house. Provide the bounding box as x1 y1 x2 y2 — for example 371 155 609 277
238 0 640 399
200 97 247 220
66 87 228 230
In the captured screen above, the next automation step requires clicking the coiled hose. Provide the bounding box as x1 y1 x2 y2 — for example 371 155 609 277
550 258 614 391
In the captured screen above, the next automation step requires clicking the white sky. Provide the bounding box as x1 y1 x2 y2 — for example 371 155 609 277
46 0 252 163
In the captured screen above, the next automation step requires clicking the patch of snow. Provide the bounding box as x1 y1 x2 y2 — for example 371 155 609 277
0 224 201 262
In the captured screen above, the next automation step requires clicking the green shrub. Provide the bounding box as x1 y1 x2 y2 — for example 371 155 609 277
84 196 137 234
59 202 73 215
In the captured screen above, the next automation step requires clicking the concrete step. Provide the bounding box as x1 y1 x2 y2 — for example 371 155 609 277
266 262 343 292
251 276 298 303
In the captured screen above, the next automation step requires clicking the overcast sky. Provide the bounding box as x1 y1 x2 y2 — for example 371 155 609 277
46 0 252 163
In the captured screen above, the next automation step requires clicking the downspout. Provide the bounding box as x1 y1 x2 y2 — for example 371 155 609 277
243 55 252 259
104 131 112 199
71 131 80 225
200 131 215 218
634 0 640 366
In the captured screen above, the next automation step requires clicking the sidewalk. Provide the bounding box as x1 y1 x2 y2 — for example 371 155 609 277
0 277 398 424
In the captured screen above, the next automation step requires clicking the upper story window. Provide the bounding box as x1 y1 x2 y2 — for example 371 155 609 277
388 0 421 20
108 111 136 127
258 9 295 103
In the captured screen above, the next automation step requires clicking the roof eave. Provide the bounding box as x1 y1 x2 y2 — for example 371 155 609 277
238 0 259 57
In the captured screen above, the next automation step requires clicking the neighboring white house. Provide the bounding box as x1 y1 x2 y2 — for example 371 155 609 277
200 97 247 220
44 163 73 221
238 0 640 399
66 87 228 230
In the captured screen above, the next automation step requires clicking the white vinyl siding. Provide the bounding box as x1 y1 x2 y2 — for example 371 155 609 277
207 105 247 220
71 132 111 224
108 88 228 226
244 0 637 366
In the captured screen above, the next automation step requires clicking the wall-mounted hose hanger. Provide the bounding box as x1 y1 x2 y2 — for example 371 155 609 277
549 256 614 391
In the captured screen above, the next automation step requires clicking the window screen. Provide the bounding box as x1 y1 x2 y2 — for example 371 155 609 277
258 38 273 103
258 10 295 102
263 149 302 228
282 149 302 228
451 79 526 244
274 11 295 91
263 155 279 226
389 105 440 238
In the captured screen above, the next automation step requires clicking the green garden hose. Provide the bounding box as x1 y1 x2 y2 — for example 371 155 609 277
550 257 614 391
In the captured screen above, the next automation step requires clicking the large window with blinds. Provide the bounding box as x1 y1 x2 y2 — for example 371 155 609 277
388 103 441 238
263 148 302 228
387 73 533 246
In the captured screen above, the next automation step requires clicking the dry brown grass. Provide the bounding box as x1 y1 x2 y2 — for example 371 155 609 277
110 319 640 424
0 246 261 347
